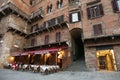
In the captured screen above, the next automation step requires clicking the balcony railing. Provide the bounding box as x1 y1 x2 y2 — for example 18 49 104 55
27 15 69 37
24 41 68 50
30 9 44 22
69 0 80 6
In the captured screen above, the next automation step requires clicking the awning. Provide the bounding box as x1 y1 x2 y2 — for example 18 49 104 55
24 48 59 55
11 47 63 56
11 52 21 56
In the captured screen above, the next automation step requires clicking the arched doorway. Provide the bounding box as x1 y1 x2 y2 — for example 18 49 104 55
70 28 85 61
69 28 86 71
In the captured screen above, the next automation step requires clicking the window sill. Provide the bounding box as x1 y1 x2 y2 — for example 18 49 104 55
89 15 103 20
70 20 81 23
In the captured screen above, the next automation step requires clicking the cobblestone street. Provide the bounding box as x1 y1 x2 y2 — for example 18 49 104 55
0 69 120 80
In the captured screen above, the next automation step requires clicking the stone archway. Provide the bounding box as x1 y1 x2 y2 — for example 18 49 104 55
68 28 87 71
70 28 85 61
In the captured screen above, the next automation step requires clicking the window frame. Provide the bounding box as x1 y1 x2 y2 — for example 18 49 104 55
93 23 103 36
56 32 61 42
30 24 39 32
30 0 36 6
57 0 63 9
69 12 81 23
87 4 104 19
45 35 49 44
47 4 52 13
31 38 36 46
112 0 120 13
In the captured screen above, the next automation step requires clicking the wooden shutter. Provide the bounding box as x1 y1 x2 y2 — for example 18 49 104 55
93 24 103 35
69 13 72 22
45 35 49 44
99 4 104 16
60 15 64 23
47 6 49 13
56 32 61 42
31 38 35 46
87 7 91 19
111 0 119 13
78 12 81 21
30 26 33 32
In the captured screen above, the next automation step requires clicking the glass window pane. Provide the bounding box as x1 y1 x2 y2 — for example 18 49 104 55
117 0 120 10
72 13 79 22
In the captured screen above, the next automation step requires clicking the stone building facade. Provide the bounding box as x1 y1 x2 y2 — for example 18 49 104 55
0 0 120 71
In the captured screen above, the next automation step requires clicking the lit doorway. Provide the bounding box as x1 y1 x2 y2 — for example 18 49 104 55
97 50 117 71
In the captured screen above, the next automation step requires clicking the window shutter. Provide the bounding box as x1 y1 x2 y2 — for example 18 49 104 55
78 12 81 21
30 26 33 32
69 13 72 22
47 6 49 13
31 38 35 46
60 0 63 3
99 4 104 16
97 24 103 34
61 15 64 23
45 35 49 44
111 0 119 13
50 4 52 11
56 32 61 42
93 24 103 35
87 7 91 19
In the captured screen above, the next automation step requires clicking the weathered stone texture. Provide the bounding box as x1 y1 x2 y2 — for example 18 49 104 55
85 47 97 71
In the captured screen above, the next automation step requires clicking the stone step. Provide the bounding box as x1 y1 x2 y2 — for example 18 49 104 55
66 60 88 71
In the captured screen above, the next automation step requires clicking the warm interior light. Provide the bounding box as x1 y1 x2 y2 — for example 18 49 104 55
57 51 61 54
58 54 62 59
9 56 15 62
97 49 116 71
46 53 51 57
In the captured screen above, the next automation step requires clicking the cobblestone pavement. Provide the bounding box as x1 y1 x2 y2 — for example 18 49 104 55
0 69 120 80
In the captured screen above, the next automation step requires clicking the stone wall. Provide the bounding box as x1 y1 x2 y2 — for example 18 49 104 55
114 45 120 71
85 47 97 71
82 0 120 39
0 14 27 68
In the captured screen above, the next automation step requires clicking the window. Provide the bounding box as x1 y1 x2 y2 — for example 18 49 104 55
30 12 34 19
37 37 41 45
14 39 20 48
112 0 120 12
31 38 36 46
45 35 49 44
56 15 64 24
69 0 80 6
57 0 63 9
87 4 104 19
47 4 52 13
93 24 103 36
30 0 36 6
30 24 39 32
39 7 43 15
69 12 81 22
45 18 56 28
56 32 61 42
